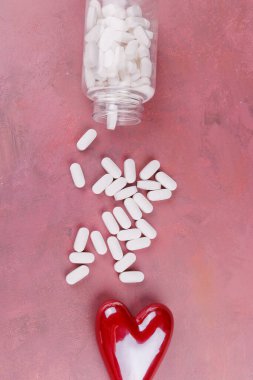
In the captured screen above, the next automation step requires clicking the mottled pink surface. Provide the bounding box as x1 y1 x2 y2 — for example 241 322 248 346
1 0 253 379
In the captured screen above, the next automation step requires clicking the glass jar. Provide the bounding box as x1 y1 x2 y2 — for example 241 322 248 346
82 0 158 129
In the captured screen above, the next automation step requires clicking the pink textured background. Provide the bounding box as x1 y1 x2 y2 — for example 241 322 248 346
1 0 253 379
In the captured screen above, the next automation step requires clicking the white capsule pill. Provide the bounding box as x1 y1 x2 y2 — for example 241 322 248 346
124 198 142 221
136 219 157 240
117 228 141 241
133 193 153 214
107 236 123 261
66 265 90 285
133 26 150 47
76 128 97 151
155 171 177 191
114 186 137 201
124 159 136 184
102 211 120 235
70 163 85 188
86 3 98 31
119 271 144 283
114 252 137 273
91 231 107 255
139 160 160 180
147 189 172 201
73 227 89 252
140 57 152 78
105 177 127 196
113 207 132 229
126 237 151 251
92 174 113 194
101 157 122 178
69 252 95 264
137 180 161 191
126 5 142 17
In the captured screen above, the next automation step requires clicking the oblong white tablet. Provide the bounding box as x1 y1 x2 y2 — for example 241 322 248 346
102 211 120 235
124 198 142 221
126 237 151 251
70 163 85 188
119 271 144 283
113 207 132 229
114 252 137 273
105 177 127 196
66 265 90 285
101 157 122 178
92 174 113 194
114 186 137 201
136 219 157 239
107 236 123 260
73 227 89 252
69 252 95 264
76 129 97 151
155 171 177 191
137 180 161 191
139 160 160 180
147 189 172 201
117 228 141 241
90 231 107 255
133 193 153 214
124 159 136 183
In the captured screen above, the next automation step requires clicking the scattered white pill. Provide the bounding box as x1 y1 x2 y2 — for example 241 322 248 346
117 228 141 241
73 227 89 252
137 180 161 191
91 231 107 255
113 207 132 229
76 128 97 151
147 189 172 201
119 271 144 283
101 157 122 178
66 265 90 285
114 186 137 201
124 158 136 184
70 163 85 188
126 237 151 251
102 211 120 235
114 252 137 273
92 174 113 194
139 160 160 180
69 252 95 264
136 219 157 240
105 177 127 196
107 236 123 261
155 171 177 191
133 193 153 214
124 198 142 221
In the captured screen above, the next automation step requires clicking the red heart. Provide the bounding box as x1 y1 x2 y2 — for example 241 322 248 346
96 300 174 380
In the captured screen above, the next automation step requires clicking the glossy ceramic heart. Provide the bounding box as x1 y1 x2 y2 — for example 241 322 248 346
96 300 174 380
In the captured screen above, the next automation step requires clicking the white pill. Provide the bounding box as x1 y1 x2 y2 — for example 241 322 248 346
125 40 139 60
70 163 85 188
119 271 144 283
133 193 153 214
85 24 101 42
84 67 95 89
86 3 97 31
126 5 142 17
99 28 115 51
73 227 89 252
113 207 132 229
138 44 150 58
66 265 90 285
105 177 127 196
136 219 157 239
102 211 120 235
133 26 151 47
92 174 114 194
107 104 118 130
147 189 172 201
117 228 141 241
69 252 95 264
155 171 177 191
107 236 123 261
114 186 137 201
114 252 137 273
126 17 150 30
124 198 142 221
101 157 122 178
76 128 97 151
140 57 152 78
126 237 151 251
139 160 160 180
105 17 127 31
137 180 161 191
91 231 107 255
124 158 136 184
